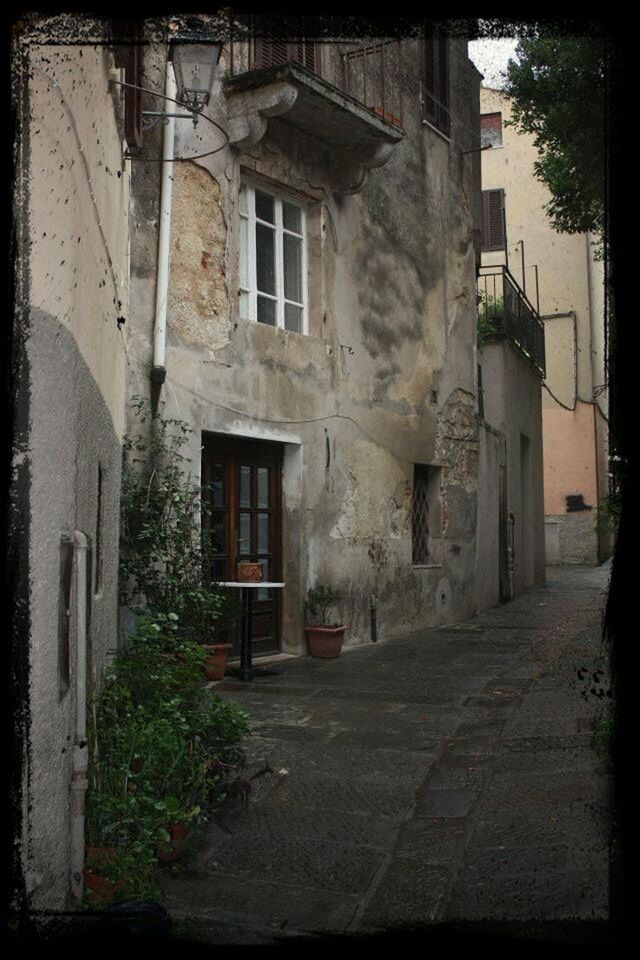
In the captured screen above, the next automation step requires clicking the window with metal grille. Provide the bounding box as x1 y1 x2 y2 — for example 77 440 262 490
422 34 450 137
239 179 308 334
481 189 505 252
412 465 442 565
480 112 502 148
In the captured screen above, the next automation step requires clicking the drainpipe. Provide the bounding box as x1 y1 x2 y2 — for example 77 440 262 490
70 531 88 900
151 60 176 386
370 595 378 643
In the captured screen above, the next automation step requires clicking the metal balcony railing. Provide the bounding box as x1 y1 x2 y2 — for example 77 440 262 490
225 37 404 129
477 265 546 377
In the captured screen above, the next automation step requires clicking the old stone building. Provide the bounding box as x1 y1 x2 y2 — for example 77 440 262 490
126 18 484 658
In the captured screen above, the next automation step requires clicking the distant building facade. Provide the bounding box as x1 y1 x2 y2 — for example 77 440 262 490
479 85 609 567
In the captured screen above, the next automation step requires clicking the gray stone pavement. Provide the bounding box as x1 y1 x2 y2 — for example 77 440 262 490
161 564 614 943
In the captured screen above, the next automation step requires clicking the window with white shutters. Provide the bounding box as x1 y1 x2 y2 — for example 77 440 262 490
239 180 308 334
481 189 505 252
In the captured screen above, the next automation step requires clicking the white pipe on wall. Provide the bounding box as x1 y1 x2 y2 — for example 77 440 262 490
70 530 88 900
152 60 177 382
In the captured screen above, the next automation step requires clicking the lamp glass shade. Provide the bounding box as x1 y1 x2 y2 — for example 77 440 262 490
171 43 221 106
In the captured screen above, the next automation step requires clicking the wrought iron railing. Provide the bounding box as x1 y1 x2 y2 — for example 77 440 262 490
477 265 546 377
225 37 404 129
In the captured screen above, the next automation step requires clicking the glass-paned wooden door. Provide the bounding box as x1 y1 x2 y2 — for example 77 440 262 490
202 436 282 657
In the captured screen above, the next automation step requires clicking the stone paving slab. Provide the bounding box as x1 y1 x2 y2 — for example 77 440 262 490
161 564 613 941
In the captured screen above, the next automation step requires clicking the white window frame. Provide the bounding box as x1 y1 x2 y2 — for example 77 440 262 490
239 178 309 335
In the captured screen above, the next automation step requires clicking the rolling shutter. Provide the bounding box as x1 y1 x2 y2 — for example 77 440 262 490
481 189 505 252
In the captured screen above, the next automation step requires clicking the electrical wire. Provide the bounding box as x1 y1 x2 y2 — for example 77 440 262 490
125 348 433 464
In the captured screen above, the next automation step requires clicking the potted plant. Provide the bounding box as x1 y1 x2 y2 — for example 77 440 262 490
305 584 346 657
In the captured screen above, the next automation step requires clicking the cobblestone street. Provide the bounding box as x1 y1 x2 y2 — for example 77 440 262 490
161 564 613 944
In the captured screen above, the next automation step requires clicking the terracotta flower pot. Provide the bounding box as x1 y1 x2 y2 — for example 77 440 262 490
84 846 126 904
158 820 190 863
236 562 262 583
202 642 233 681
305 625 346 658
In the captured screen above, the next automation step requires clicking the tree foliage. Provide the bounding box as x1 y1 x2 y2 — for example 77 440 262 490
504 36 606 238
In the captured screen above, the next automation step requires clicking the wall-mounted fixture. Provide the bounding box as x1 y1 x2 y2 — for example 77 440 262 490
170 42 221 122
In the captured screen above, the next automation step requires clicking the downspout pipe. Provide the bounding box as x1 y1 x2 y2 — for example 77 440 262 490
151 60 176 386
70 531 88 900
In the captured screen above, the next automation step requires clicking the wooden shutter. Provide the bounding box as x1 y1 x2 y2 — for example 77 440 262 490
423 37 437 126
481 189 505 252
436 36 450 135
254 34 316 72
112 21 143 152
423 34 449 135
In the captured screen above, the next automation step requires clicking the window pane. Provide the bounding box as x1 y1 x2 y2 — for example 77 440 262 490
257 296 276 325
211 515 226 554
239 513 251 554
258 513 269 554
239 182 248 215
256 223 275 295
284 303 302 333
283 233 302 303
283 201 301 233
240 465 251 507
257 467 269 507
255 189 275 223
211 463 225 506
239 216 248 288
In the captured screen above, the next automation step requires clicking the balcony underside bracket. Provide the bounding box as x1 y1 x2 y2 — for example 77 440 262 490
224 63 403 194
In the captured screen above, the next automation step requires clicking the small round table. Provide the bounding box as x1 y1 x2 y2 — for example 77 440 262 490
215 582 285 682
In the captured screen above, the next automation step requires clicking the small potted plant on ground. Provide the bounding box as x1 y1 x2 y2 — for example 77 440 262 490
305 584 346 658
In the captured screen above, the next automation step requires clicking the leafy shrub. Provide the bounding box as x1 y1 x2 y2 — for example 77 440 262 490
306 585 343 627
119 397 239 642
477 291 503 348
86 615 250 902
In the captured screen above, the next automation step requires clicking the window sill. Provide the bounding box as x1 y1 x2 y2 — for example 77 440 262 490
240 316 310 338
422 119 451 144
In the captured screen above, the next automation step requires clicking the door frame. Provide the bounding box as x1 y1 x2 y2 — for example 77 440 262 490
201 432 284 656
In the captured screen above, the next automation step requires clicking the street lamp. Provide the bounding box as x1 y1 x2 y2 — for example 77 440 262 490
170 42 221 121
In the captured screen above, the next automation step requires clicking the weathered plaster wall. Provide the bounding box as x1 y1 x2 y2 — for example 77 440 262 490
16 36 128 909
25 311 122 908
128 39 481 652
475 421 506 611
480 340 545 594
542 400 601 565
543 402 598 515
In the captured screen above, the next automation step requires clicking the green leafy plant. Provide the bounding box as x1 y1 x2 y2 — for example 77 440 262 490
86 614 250 902
119 397 239 641
504 36 605 240
85 401 251 903
596 490 622 536
477 291 503 348
306 584 343 627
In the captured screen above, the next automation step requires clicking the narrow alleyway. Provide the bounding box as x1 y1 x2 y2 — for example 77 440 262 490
161 564 613 943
